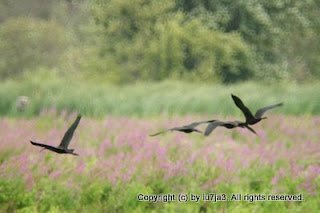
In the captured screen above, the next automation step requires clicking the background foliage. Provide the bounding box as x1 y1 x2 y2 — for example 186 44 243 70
0 72 319 117
0 0 319 83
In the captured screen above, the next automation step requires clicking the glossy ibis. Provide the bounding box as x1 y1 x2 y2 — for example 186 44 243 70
150 120 216 136
30 114 81 156
204 120 256 136
231 94 283 125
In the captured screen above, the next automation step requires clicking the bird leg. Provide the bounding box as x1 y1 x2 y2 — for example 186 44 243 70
194 129 203 134
245 125 257 135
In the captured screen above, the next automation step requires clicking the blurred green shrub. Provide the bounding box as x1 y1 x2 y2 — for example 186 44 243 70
174 0 320 82
91 0 254 83
89 0 320 83
0 17 67 79
0 0 56 21
0 179 34 212
0 0 319 83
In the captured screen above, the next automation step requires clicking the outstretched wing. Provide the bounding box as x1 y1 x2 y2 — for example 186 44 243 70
204 121 226 136
254 103 283 119
58 114 81 149
150 125 189 136
30 141 56 149
231 94 254 122
149 130 169 136
150 120 216 136
185 119 217 128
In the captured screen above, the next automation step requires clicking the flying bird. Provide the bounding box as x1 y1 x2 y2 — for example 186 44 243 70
150 120 216 136
204 120 257 136
231 94 283 125
30 114 82 156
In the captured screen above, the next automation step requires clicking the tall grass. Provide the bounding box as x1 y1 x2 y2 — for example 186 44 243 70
0 75 319 118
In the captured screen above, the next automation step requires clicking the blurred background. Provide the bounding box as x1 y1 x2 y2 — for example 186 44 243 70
0 0 319 117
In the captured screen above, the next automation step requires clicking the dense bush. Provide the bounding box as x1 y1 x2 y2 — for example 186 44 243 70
0 0 56 21
92 0 254 83
0 17 67 79
174 0 320 82
0 0 319 83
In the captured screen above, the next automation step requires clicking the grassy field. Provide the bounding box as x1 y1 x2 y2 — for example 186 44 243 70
0 78 319 117
0 113 319 212
0 79 319 212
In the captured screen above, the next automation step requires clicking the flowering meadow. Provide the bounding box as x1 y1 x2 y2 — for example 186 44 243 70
0 110 319 212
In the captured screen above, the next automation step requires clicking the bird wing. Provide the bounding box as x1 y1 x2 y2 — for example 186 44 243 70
30 141 57 149
231 94 254 122
186 119 217 128
58 114 81 149
149 130 169 136
204 121 226 136
150 120 216 136
254 103 283 118
149 125 190 136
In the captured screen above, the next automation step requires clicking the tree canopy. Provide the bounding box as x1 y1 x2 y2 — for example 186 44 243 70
0 0 319 83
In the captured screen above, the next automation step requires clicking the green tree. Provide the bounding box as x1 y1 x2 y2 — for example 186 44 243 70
0 17 67 79
92 0 253 83
174 0 320 81
0 0 56 22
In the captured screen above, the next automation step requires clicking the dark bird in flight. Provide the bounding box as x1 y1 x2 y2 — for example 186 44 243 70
231 94 283 125
30 114 81 156
204 120 257 136
150 120 216 136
